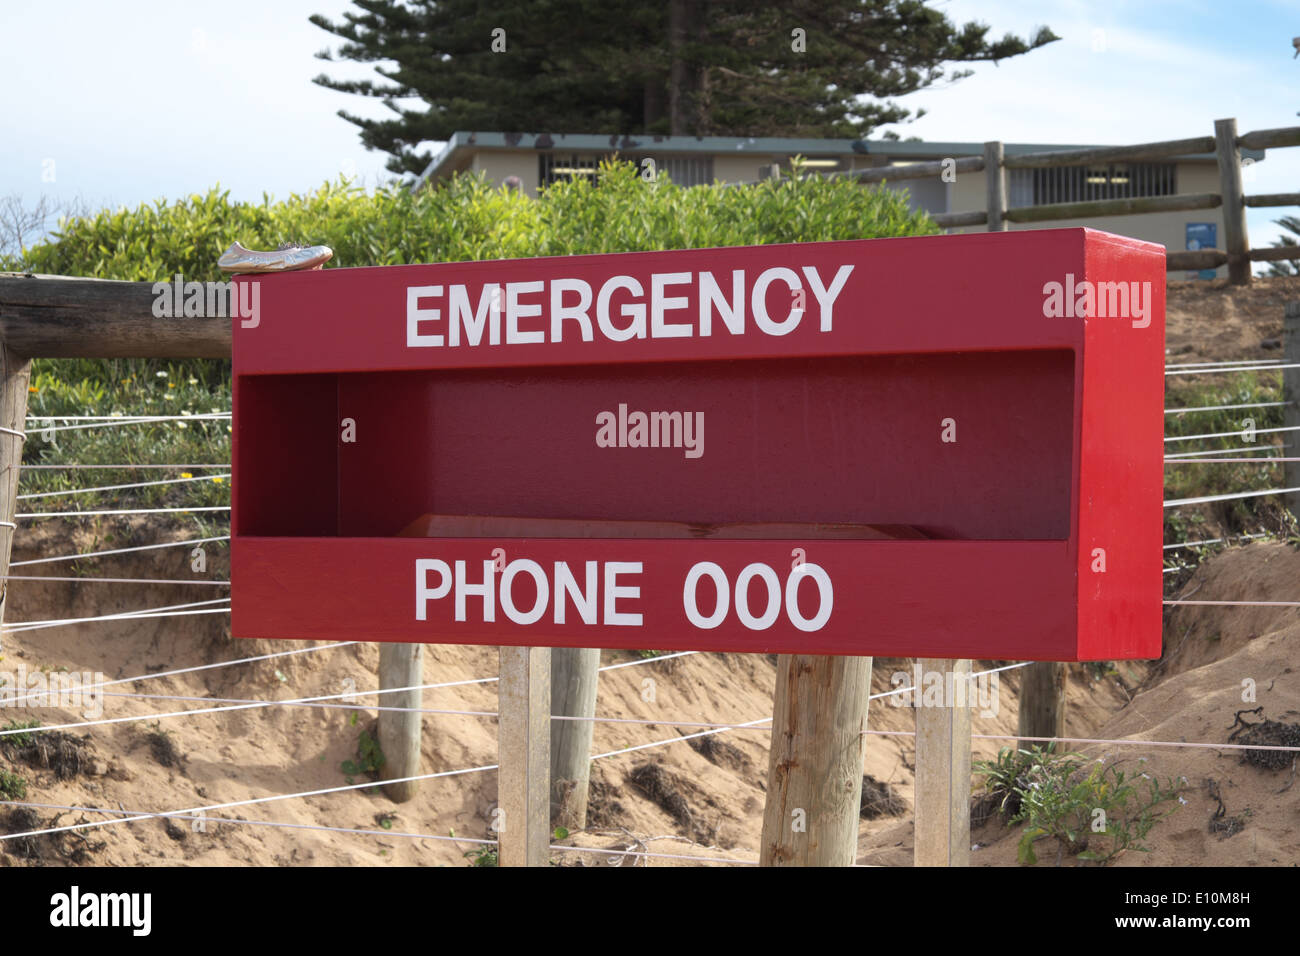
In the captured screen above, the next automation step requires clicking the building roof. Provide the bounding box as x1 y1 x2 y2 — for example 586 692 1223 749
413 130 1263 189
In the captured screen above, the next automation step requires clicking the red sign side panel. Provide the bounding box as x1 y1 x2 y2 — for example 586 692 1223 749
1076 230 1166 660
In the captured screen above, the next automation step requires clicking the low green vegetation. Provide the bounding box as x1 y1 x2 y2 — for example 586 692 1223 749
0 768 27 800
23 360 230 517
341 727 386 785
464 844 498 867
1163 372 1285 505
7 161 937 282
1162 369 1296 591
975 745 1182 864
0 719 42 749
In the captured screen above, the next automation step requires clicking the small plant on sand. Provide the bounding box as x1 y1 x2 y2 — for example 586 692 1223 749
977 747 1182 864
0 719 42 749
341 727 386 786
0 768 27 800
464 844 499 867
975 744 1057 820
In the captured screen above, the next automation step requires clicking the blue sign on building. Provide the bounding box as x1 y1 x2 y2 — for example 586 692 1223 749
1186 222 1218 280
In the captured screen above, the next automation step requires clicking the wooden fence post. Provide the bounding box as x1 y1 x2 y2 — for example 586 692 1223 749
984 141 1006 232
0 343 31 646
913 658 971 867
760 653 872 866
1214 117 1251 285
1017 661 1066 752
1285 301 1300 518
376 643 423 802
498 645 551 866
549 646 600 829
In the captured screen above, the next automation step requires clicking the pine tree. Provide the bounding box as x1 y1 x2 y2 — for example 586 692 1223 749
311 0 1058 176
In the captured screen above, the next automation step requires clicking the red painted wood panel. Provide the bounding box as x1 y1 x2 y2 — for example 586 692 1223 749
232 537 1077 659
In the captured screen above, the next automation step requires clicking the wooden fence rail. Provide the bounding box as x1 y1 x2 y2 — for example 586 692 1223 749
779 117 1300 286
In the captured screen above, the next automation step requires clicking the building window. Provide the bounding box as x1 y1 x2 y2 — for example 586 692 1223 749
539 153 602 186
1008 162 1176 207
657 155 714 187
539 153 714 187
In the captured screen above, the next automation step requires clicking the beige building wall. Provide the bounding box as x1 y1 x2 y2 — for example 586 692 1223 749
472 151 544 197
451 148 1232 278
948 160 1227 278
711 154 774 184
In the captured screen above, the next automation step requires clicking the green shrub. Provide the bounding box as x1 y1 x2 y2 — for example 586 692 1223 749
976 746 1182 865
11 160 937 282
0 768 27 800
0 719 42 750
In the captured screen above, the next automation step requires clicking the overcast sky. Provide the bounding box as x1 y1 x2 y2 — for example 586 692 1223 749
2 0 1296 247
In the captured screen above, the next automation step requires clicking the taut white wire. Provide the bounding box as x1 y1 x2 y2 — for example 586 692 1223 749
0 763 500 843
25 414 229 421
11 535 229 567
1166 598 1300 606
17 473 230 500
1166 444 1289 459
1165 401 1288 414
20 464 228 470
1163 532 1268 551
1165 486 1300 507
0 800 753 863
0 800 494 847
0 640 357 708
0 671 500 736
35 414 229 434
1164 358 1282 370
1 574 229 586
1166 363 1300 376
6 608 230 633
17 506 229 518
1165 424 1300 443
2 597 230 633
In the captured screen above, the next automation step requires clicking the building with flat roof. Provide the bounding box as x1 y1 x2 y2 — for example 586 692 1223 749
413 131 1266 277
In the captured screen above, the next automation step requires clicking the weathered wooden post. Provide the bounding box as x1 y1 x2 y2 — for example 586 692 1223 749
760 654 872 866
376 643 423 802
498 646 551 867
1285 301 1300 518
0 342 31 643
913 658 971 867
549 646 600 829
1017 660 1066 751
1214 117 1251 285
984 141 1007 232
1003 121 1066 748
